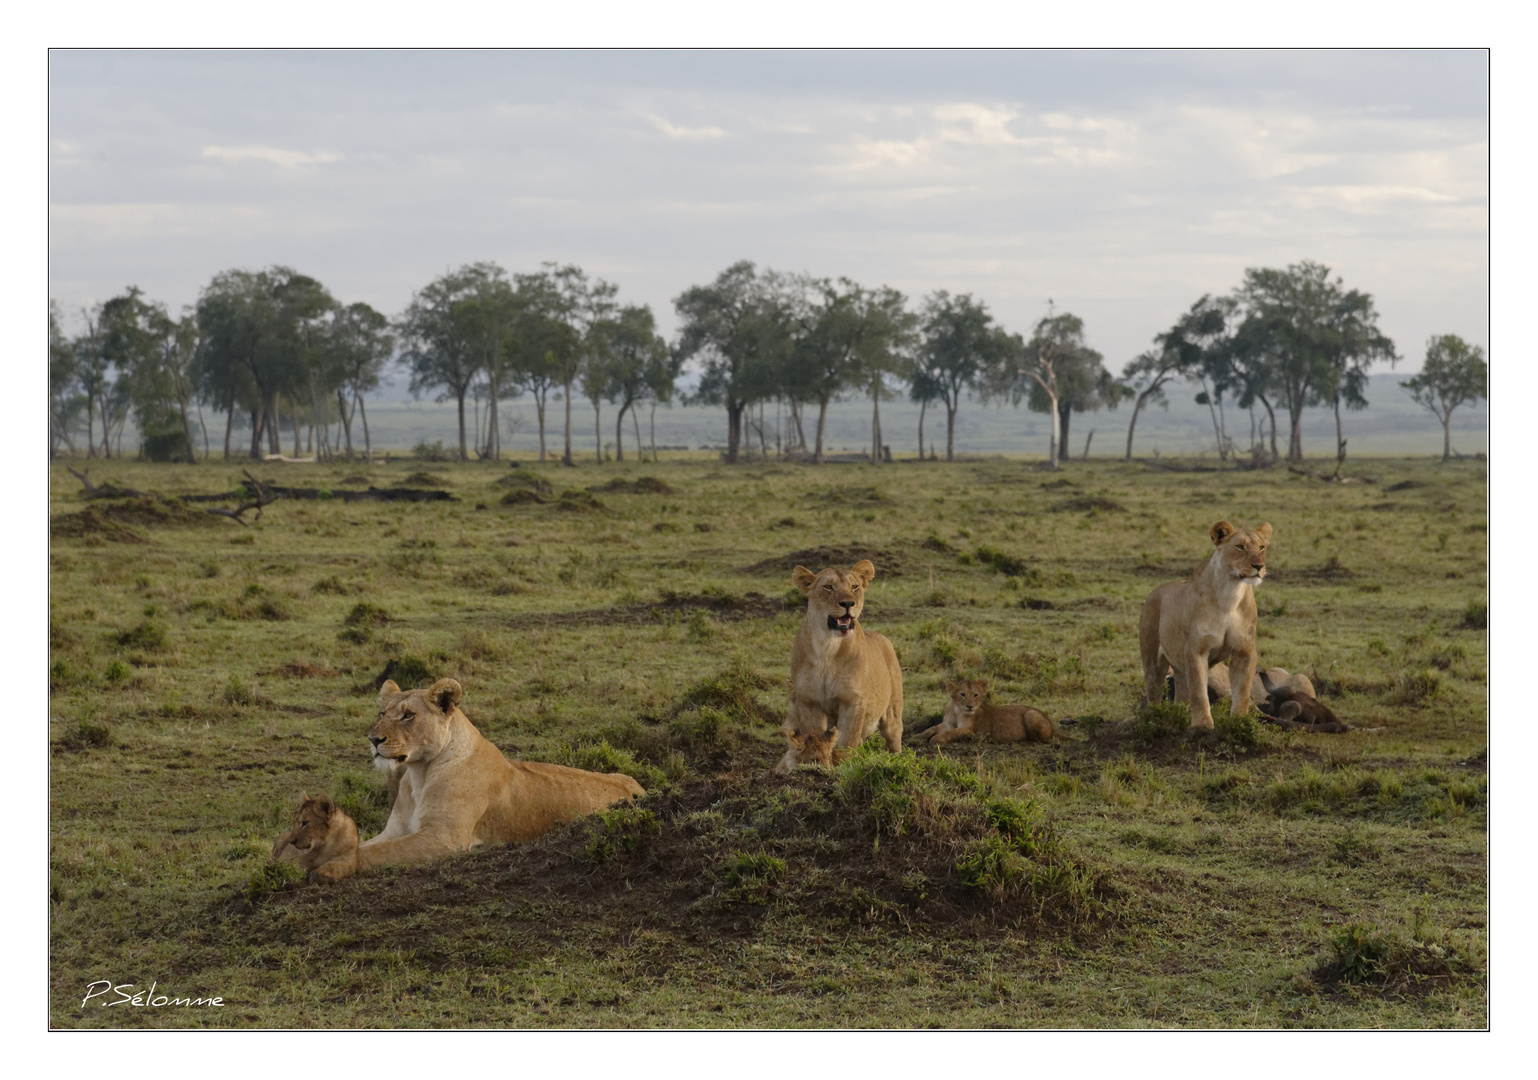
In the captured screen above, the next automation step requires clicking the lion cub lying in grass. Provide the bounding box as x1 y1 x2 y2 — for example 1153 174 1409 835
920 678 1058 746
270 792 359 883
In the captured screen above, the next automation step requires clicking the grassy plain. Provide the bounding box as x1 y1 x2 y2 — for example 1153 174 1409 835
48 451 1487 1027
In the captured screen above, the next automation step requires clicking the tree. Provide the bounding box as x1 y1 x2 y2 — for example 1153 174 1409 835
989 304 1094 469
912 291 998 462
1232 261 1394 462
99 287 200 462
322 302 394 461
1023 324 1119 463
675 261 794 464
505 272 578 463
844 284 915 466
398 265 494 461
1401 334 1487 462
539 263 618 466
1123 294 1233 461
591 304 671 462
195 267 334 460
49 301 85 457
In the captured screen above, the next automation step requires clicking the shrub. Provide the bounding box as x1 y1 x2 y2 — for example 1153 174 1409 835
240 859 305 905
559 740 667 791
1213 706 1259 751
715 851 786 902
1462 598 1487 629
972 545 1043 584
677 659 772 722
1133 700 1190 746
412 441 453 462
376 655 435 690
103 659 131 684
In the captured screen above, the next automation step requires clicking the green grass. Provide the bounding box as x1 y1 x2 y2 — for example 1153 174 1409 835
48 453 1487 1027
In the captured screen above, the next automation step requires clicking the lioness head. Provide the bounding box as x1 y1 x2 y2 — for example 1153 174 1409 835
945 678 989 714
369 677 464 769
792 560 876 637
1209 520 1272 584
785 728 836 767
284 792 342 853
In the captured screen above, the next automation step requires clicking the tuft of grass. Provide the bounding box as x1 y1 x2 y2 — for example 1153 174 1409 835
676 658 772 722
1389 669 1442 705
972 545 1043 584
103 659 131 684
59 719 113 751
585 806 661 863
558 740 667 792
1461 598 1487 629
240 859 305 906
1133 700 1191 746
115 620 168 651
332 774 392 835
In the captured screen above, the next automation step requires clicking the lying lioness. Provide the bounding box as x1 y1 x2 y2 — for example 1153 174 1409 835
1140 520 1271 729
922 678 1057 745
360 678 644 870
270 792 359 883
776 560 904 772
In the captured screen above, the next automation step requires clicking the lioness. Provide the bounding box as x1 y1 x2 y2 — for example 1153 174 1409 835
360 678 644 870
922 678 1057 745
270 792 359 883
1140 520 1272 729
776 560 904 773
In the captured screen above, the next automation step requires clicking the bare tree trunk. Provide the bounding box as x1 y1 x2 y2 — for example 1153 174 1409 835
456 389 469 461
632 405 642 464
535 392 547 463
487 379 500 461
946 402 958 462
1045 392 1060 468
1125 389 1151 461
1333 392 1346 465
1441 407 1452 462
649 402 657 463
614 401 627 462
223 404 234 461
1058 402 1072 467
358 393 373 462
870 380 883 467
917 398 927 461
758 401 768 459
726 401 744 463
814 398 830 464
1287 406 1304 462
249 408 264 460
594 400 603 462
562 380 575 466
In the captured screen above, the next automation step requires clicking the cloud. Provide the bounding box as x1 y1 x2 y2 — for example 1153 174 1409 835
201 145 342 169
641 113 727 141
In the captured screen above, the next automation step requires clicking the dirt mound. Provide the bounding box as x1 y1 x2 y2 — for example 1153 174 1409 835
494 473 554 496
494 590 792 630
588 476 676 495
252 748 1111 942
50 496 217 540
743 546 915 577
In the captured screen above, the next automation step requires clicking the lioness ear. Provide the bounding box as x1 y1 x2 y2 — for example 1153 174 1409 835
852 560 875 586
316 796 334 814
1255 522 1273 544
378 679 401 699
299 789 310 803
1210 521 1235 546
974 678 990 694
429 678 463 712
792 566 817 594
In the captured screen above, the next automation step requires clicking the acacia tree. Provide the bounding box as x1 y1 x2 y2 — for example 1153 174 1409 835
535 263 618 466
845 285 915 466
99 287 200 462
592 304 670 462
398 265 491 461
1233 261 1394 462
1401 334 1487 462
195 267 333 460
505 272 577 463
675 261 794 464
780 277 867 464
911 291 998 462
1123 294 1233 461
1024 325 1119 463
322 302 394 460
990 304 1093 469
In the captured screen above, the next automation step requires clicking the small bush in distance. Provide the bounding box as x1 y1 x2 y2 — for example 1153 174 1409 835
60 720 113 751
116 620 168 651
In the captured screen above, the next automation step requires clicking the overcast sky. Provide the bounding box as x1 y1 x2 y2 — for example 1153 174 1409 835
47 49 1487 373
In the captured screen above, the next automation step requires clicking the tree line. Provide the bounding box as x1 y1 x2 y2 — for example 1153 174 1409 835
48 258 1486 467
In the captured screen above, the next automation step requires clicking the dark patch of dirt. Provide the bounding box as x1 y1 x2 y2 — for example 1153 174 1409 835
1269 562 1354 583
495 591 793 629
743 546 917 578
264 662 341 679
1383 480 1423 492
1051 497 1128 514
1369 502 1399 511
588 477 677 495
1040 479 1076 490
493 473 554 496
802 485 890 506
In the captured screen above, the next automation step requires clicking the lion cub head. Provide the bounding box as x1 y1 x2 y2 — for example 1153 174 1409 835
792 560 876 638
945 678 989 714
369 677 464 769
280 792 344 855
1208 520 1272 584
784 727 836 767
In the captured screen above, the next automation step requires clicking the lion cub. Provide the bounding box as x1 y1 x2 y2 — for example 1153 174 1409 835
922 678 1057 745
270 792 359 883
781 727 836 767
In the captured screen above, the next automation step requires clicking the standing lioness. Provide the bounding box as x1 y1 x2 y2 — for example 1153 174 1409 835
1139 520 1272 729
360 678 644 870
776 560 904 772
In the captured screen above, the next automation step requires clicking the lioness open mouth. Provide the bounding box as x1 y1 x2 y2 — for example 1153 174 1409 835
827 613 854 635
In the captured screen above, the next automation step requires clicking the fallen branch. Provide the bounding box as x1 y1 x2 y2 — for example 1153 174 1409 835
67 468 148 500
203 470 279 525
